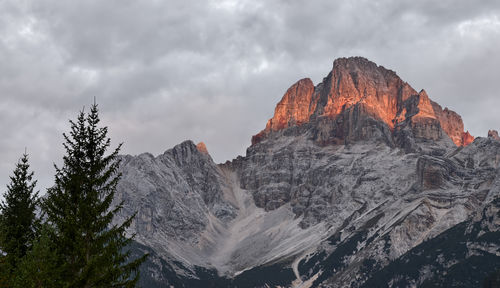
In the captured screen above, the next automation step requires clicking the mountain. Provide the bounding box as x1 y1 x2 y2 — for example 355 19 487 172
113 57 500 287
252 57 473 148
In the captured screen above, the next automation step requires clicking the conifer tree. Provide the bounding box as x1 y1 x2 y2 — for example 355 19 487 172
0 153 38 277
13 224 62 288
42 103 146 287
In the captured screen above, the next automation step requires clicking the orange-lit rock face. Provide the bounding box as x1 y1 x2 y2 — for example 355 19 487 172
431 102 473 146
320 57 415 128
266 78 315 131
196 142 209 154
413 90 436 119
252 57 473 147
461 131 474 146
433 107 463 145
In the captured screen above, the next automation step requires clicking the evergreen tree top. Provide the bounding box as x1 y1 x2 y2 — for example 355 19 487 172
43 102 146 287
0 152 39 273
2 153 38 206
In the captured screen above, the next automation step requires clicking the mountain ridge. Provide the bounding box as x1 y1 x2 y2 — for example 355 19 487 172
112 57 500 287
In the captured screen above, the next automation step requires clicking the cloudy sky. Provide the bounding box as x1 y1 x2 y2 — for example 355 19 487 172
1 0 500 194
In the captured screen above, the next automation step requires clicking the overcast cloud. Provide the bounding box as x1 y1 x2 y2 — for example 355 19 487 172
1 0 500 194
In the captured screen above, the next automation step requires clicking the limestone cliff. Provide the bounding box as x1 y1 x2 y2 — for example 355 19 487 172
253 57 473 147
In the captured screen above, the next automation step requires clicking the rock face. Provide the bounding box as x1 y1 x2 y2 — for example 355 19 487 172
252 78 315 145
461 131 475 146
253 57 473 148
196 142 209 154
360 197 500 287
114 57 499 288
114 140 237 270
489 129 500 141
432 102 471 146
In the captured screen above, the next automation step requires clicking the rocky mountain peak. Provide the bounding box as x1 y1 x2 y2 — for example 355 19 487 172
252 56 474 148
318 56 409 124
163 140 213 167
252 78 315 145
331 56 398 83
196 142 209 154
266 78 315 132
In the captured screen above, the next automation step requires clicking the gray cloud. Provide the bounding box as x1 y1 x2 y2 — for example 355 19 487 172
1 0 500 195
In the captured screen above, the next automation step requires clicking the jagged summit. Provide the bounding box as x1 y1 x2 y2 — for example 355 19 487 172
252 57 473 148
196 142 209 154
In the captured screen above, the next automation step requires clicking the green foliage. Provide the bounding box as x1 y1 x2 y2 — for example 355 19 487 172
0 256 10 288
0 153 39 285
12 224 62 288
42 103 146 287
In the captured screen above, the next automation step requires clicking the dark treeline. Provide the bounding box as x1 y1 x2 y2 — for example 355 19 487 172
0 103 147 287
